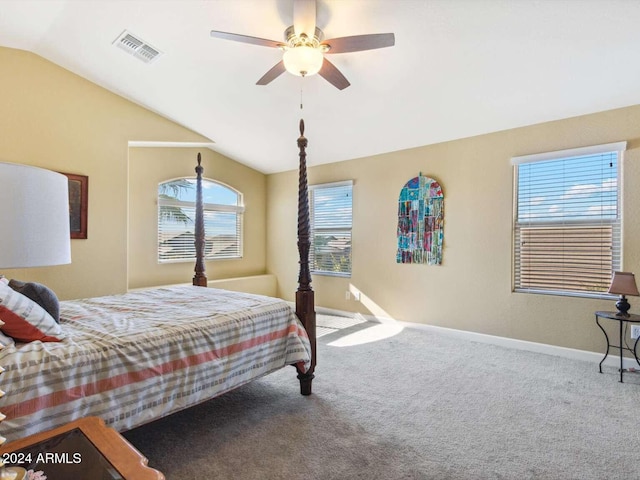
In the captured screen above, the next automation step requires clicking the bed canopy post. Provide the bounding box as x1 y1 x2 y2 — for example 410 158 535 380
193 153 208 287
295 119 316 396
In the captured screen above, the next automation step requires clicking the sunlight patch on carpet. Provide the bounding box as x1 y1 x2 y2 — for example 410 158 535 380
316 311 405 346
327 322 404 347
316 314 367 338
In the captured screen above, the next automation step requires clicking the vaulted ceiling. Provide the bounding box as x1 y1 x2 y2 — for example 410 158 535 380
1 1 639 173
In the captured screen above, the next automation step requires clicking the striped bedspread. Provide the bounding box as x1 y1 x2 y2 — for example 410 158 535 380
0 285 311 440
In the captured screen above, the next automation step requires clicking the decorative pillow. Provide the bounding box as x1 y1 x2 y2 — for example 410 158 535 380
8 279 60 323
0 319 13 347
0 328 14 348
0 281 62 342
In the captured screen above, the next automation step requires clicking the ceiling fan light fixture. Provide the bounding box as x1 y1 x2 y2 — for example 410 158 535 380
209 0 395 89
283 45 323 77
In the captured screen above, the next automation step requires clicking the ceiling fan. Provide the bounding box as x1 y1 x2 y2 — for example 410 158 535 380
210 0 395 90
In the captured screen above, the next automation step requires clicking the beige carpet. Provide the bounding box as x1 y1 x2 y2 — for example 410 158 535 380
124 315 640 479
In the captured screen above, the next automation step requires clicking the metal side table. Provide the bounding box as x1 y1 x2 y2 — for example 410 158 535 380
595 311 640 382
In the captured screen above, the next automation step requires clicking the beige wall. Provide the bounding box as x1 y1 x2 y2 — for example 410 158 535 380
0 47 228 299
267 105 640 354
5 46 640 355
128 147 266 289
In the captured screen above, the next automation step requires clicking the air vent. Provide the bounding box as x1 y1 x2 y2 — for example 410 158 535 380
113 30 162 64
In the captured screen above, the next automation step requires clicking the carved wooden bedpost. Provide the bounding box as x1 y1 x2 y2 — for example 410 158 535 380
193 153 208 287
295 119 316 396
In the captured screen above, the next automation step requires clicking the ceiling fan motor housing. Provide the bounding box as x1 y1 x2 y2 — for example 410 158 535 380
284 25 325 48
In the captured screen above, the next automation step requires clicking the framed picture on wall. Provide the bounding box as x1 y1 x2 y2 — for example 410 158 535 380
61 172 88 239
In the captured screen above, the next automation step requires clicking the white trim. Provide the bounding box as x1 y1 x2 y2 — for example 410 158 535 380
315 307 638 371
309 179 353 190
511 141 627 165
129 141 216 148
312 271 351 278
399 321 640 370
513 287 613 300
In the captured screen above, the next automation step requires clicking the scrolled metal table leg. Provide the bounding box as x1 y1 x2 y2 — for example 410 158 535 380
595 315 610 374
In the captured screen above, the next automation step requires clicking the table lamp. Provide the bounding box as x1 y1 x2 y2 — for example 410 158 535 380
0 161 71 457
0 162 71 269
607 271 639 316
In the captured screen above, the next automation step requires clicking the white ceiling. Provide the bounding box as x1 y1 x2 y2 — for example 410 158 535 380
1 0 640 174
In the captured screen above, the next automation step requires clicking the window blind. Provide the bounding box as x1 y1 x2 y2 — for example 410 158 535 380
158 179 243 263
310 181 353 276
513 144 624 296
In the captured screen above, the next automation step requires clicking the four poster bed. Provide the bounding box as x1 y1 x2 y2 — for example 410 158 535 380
0 121 316 441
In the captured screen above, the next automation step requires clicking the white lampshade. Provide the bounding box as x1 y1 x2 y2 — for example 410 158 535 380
0 162 71 268
283 46 324 77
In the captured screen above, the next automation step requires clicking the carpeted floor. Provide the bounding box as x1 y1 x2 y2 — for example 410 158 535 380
124 315 640 479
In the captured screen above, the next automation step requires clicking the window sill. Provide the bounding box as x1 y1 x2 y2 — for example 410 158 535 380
158 255 242 264
513 288 614 300
311 271 351 278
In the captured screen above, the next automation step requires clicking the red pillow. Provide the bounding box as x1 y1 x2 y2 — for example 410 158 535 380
0 306 61 342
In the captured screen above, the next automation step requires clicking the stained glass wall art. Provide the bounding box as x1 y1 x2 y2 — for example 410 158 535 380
397 173 444 265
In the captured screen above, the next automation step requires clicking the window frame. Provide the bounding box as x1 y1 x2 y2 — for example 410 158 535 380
511 141 626 298
309 180 354 277
157 176 244 264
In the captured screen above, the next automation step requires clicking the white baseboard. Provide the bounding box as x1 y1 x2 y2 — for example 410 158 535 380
315 307 640 371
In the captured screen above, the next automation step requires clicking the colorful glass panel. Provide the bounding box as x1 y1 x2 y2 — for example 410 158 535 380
396 174 444 265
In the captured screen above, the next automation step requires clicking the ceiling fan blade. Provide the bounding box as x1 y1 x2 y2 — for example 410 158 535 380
256 61 286 85
293 0 316 38
210 30 284 49
318 58 350 90
323 33 395 54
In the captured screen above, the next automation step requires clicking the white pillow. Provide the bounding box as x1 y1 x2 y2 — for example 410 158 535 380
0 329 14 347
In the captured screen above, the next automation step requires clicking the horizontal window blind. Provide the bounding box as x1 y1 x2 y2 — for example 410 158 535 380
515 224 617 293
514 146 623 296
310 181 353 276
158 178 243 263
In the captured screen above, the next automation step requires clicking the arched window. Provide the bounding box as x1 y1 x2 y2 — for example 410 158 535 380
158 177 244 262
